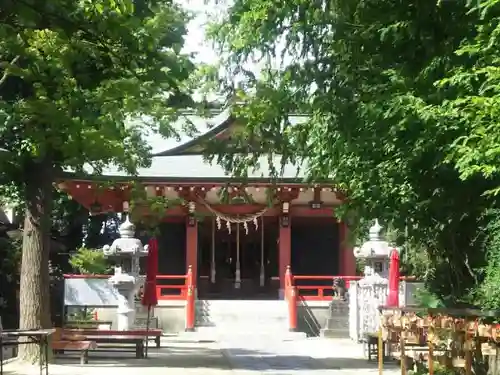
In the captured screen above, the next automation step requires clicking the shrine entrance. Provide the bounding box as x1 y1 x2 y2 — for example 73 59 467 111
198 216 279 299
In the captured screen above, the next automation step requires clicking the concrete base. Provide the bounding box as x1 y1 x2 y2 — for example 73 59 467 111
185 327 195 332
91 299 348 339
95 301 186 333
279 289 285 299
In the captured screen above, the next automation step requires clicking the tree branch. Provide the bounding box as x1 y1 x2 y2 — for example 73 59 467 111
0 55 20 87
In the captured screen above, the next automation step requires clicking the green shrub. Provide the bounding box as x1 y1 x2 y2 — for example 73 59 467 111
69 247 110 275
475 209 500 309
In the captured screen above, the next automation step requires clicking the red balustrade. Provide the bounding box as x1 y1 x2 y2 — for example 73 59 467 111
292 275 361 301
64 273 189 301
292 274 417 301
65 269 194 331
156 274 188 300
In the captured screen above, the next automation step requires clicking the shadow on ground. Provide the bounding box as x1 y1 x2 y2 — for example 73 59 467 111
48 344 398 371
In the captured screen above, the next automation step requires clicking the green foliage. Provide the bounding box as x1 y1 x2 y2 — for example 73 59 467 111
474 210 500 309
69 247 110 275
414 289 446 309
427 1 500 188
205 0 500 304
0 0 196 348
410 364 457 375
67 309 95 322
0 0 195 185
0 236 22 327
128 183 184 234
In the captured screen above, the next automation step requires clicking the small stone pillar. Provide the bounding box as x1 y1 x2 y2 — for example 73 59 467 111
103 215 149 330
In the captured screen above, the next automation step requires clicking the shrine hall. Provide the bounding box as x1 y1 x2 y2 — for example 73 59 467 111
58 110 357 300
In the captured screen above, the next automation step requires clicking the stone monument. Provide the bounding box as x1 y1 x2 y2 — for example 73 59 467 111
103 215 149 330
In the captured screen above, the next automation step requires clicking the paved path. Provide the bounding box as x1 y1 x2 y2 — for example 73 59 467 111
220 336 399 374
2 336 399 375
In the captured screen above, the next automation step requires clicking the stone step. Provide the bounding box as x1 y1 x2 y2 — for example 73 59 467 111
320 328 350 339
196 313 288 321
325 317 348 330
193 299 298 339
179 328 308 341
329 301 349 313
196 318 288 327
196 320 288 327
195 313 288 320
196 301 287 312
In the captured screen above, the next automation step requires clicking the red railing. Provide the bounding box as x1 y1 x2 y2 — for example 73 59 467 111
293 274 417 301
64 273 189 301
293 275 362 301
65 268 195 331
156 274 188 300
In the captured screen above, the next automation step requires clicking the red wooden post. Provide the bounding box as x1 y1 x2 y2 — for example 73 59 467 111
185 266 195 332
288 286 298 331
285 266 298 332
279 224 292 293
285 265 291 285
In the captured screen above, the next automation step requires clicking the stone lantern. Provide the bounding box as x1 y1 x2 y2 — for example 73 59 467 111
350 219 399 339
103 216 149 330
353 219 395 283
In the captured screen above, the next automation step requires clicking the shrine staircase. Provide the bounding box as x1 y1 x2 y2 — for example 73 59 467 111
184 300 306 340
320 299 350 338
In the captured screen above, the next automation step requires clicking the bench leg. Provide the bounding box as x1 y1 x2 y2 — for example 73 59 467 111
155 336 160 348
365 341 371 361
136 342 145 359
80 351 89 365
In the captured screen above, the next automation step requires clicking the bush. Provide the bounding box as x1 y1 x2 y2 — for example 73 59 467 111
69 247 110 275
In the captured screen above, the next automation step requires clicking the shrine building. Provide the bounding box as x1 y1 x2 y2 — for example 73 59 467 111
58 111 357 301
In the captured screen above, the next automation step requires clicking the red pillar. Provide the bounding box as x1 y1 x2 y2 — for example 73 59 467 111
279 215 291 293
339 221 356 276
186 218 198 285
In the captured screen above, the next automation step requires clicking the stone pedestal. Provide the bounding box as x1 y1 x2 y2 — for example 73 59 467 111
110 275 137 330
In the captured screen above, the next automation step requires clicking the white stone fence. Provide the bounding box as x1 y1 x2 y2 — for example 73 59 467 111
348 280 424 342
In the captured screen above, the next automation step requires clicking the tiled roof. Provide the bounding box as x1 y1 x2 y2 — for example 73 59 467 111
99 155 307 180
86 111 310 181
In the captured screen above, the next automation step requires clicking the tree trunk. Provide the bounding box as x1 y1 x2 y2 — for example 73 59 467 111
17 158 54 364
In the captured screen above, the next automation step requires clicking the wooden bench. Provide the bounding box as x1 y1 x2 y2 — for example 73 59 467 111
52 340 96 365
363 333 386 361
65 329 162 348
64 320 113 330
84 335 146 358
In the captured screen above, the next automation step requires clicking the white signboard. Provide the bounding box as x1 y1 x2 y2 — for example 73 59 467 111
64 278 121 307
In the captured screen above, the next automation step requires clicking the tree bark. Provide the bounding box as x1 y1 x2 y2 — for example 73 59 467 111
17 157 53 363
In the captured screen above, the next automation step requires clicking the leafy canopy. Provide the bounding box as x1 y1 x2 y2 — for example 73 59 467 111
0 0 196 357
206 0 500 302
0 0 195 183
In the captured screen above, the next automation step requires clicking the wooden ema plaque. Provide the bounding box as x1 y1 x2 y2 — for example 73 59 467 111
378 307 500 375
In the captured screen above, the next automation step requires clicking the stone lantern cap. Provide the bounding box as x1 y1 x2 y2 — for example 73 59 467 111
353 219 397 260
103 216 149 258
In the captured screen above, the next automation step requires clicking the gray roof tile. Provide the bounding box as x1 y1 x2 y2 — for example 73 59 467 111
85 111 309 180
